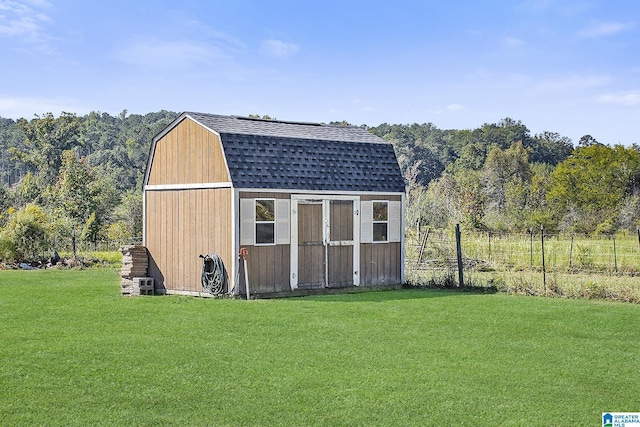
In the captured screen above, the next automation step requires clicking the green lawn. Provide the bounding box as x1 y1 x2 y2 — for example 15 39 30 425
1 269 638 426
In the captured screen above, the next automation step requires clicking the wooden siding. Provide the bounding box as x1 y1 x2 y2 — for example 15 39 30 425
146 188 232 293
298 202 324 288
360 242 402 286
147 118 229 185
328 200 354 287
240 245 290 294
360 194 402 286
238 192 290 294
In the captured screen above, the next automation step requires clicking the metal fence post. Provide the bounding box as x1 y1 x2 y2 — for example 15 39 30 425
541 224 546 293
529 227 533 269
456 224 464 288
569 229 574 269
613 234 618 272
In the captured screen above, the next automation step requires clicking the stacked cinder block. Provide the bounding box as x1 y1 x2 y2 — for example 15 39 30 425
120 245 149 295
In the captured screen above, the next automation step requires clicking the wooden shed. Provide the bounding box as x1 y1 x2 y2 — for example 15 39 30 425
143 112 405 297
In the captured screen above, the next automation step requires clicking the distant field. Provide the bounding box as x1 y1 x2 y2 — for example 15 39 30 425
1 269 639 425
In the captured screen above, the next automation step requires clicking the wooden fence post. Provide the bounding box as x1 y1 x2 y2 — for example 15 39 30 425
455 224 464 288
416 227 430 266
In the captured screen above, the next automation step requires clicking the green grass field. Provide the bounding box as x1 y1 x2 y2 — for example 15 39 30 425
1 269 639 426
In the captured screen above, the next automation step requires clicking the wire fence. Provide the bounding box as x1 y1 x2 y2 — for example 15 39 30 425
405 226 640 301
30 236 142 265
408 227 640 273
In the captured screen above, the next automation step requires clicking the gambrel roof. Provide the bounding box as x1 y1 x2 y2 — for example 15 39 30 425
149 112 405 193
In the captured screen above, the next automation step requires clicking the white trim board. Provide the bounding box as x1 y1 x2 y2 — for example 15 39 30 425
144 182 233 191
240 188 404 196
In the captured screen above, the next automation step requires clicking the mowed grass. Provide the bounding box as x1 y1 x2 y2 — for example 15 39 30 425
1 270 639 426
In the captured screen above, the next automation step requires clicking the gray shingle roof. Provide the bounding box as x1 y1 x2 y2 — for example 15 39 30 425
185 112 405 193
186 112 385 144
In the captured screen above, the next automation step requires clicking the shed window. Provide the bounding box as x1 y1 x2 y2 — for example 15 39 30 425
240 198 290 246
372 201 388 242
255 199 275 245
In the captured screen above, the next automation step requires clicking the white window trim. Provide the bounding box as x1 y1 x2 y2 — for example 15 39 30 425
388 200 402 243
240 198 255 246
255 198 276 246
361 199 402 244
240 198 290 246
361 200 373 244
372 200 389 243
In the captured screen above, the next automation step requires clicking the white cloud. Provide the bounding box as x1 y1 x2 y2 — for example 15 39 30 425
600 91 640 106
446 104 465 111
261 39 299 58
0 0 51 40
185 20 246 50
502 36 524 47
114 39 226 67
578 21 634 38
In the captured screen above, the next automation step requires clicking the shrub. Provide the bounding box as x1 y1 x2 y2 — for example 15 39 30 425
1 204 52 261
0 233 17 261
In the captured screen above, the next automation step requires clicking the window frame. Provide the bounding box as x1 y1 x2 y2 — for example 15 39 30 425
254 198 276 246
372 200 389 243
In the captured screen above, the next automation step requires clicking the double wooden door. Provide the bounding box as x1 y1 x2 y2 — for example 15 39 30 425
291 197 359 289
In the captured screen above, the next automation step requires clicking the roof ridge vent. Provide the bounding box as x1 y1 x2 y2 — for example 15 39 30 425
232 115 323 127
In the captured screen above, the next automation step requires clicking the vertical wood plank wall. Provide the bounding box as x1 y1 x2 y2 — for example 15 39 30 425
328 200 354 287
297 202 325 288
360 195 403 286
238 192 290 293
147 118 229 185
145 116 232 293
146 188 232 293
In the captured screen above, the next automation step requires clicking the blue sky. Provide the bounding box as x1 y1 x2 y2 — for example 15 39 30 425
1 0 639 145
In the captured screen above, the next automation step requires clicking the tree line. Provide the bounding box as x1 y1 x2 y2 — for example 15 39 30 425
0 110 176 261
368 118 640 235
0 111 638 262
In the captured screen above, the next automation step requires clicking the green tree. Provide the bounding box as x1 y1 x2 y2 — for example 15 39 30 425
105 190 143 245
483 142 532 212
528 131 573 165
546 144 640 232
0 117 28 186
53 151 95 225
12 112 81 185
0 185 12 228
371 122 449 185
13 172 41 207
578 134 599 147
426 169 485 230
51 150 119 246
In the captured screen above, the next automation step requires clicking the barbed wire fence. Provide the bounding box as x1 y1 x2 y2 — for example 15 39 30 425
405 225 640 302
